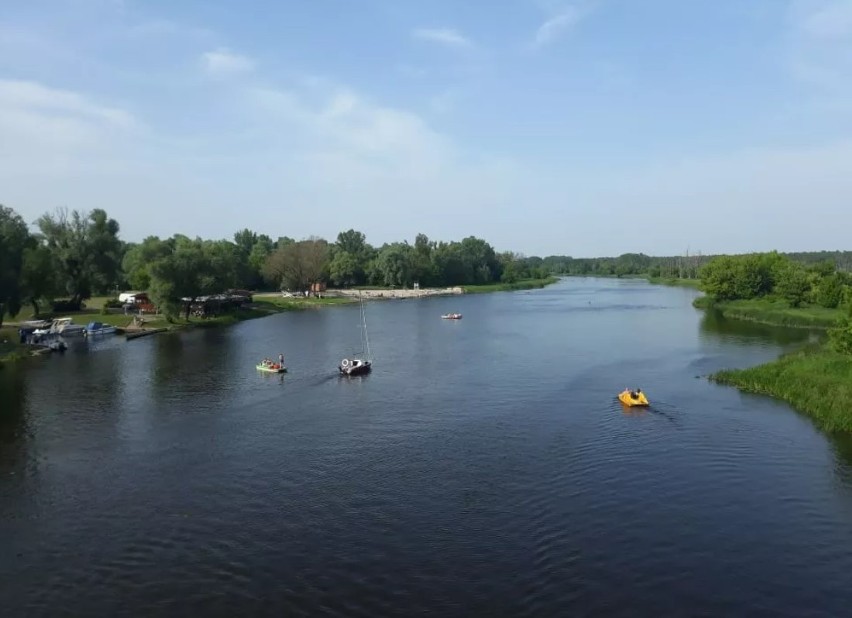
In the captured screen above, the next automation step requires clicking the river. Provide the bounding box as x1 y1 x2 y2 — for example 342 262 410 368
2 277 852 617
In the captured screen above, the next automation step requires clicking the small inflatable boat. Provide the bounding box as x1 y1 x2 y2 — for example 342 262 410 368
618 390 649 407
257 363 287 374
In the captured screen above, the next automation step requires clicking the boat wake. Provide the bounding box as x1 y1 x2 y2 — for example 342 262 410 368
612 398 681 426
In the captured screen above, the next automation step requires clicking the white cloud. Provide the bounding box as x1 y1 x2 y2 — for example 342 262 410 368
202 47 255 74
412 28 473 50
532 7 584 48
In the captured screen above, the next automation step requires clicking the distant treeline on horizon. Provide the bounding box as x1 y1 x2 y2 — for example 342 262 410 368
536 251 852 279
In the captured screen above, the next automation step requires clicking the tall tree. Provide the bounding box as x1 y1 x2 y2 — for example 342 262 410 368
412 233 436 285
122 236 175 290
0 205 31 325
20 243 58 317
335 229 368 256
373 243 414 287
37 208 122 307
147 237 213 319
263 237 330 292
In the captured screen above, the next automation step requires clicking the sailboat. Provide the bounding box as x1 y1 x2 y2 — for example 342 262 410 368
339 292 372 376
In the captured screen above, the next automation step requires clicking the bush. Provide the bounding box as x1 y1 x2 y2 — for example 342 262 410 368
829 310 852 355
103 298 123 309
815 275 845 309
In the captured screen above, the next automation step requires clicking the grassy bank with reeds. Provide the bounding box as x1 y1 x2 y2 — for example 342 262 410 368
646 277 702 288
711 346 852 432
462 276 559 294
692 296 842 329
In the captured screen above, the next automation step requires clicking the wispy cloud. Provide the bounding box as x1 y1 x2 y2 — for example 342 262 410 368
531 4 589 49
412 28 473 50
0 78 142 181
799 0 852 39
788 0 852 94
0 79 136 129
202 47 255 74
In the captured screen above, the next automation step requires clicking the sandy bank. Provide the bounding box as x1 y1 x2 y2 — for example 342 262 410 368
325 287 463 299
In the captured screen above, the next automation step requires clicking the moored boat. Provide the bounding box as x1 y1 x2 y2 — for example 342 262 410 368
618 389 649 407
33 317 86 337
84 321 117 337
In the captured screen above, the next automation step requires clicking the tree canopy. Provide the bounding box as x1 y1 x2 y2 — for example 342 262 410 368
4 202 852 331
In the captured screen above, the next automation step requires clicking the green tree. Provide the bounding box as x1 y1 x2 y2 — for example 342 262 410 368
373 243 414 287
247 235 274 287
814 273 843 309
122 236 175 290
36 208 123 307
335 229 368 256
263 237 330 292
148 237 212 319
329 251 361 287
0 205 31 325
829 304 852 355
773 262 812 307
700 253 781 301
20 243 58 317
412 233 436 285
499 252 521 283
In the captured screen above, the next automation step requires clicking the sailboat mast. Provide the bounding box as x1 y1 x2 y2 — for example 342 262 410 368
360 292 372 361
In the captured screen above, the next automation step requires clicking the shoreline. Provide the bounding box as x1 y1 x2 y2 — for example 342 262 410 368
691 296 841 330
0 277 558 363
637 276 841 330
711 346 852 433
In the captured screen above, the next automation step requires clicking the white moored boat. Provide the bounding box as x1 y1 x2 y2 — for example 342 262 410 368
33 317 86 337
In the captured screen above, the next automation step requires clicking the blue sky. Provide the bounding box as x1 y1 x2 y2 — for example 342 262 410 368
1 0 850 257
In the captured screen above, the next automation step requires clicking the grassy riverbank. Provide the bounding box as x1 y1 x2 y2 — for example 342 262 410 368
0 326 29 366
646 277 702 288
693 296 842 329
462 276 559 293
712 346 852 432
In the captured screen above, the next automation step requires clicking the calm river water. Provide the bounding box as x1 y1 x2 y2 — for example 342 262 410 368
2 278 852 617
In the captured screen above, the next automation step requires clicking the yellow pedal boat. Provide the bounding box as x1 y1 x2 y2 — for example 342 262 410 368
619 390 649 407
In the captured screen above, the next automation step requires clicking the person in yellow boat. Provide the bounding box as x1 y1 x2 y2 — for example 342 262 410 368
624 388 642 400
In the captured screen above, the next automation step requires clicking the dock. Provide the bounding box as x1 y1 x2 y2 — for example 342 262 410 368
125 328 168 340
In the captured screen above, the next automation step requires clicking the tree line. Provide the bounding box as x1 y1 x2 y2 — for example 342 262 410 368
0 204 549 323
698 251 850 308
544 250 852 280
5 201 852 325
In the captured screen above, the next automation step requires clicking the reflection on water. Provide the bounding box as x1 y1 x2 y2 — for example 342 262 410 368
699 309 823 347
828 432 852 479
0 366 27 467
